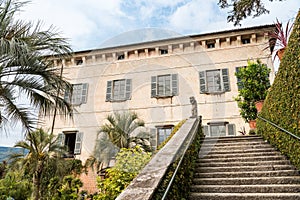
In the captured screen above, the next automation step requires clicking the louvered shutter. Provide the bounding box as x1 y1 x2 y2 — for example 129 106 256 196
106 81 112 101
199 71 207 93
81 83 88 104
64 89 71 103
203 125 209 136
57 133 65 146
125 79 132 100
151 76 157 97
228 124 236 136
171 74 178 96
222 68 230 92
74 132 83 154
149 128 157 150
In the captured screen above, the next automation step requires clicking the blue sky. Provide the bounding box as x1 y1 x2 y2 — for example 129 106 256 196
1 0 300 147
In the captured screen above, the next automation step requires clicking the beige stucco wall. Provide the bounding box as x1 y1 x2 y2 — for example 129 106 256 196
41 25 275 162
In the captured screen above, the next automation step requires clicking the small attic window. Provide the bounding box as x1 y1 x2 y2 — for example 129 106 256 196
76 59 83 65
160 49 168 55
207 43 215 49
117 54 125 60
242 38 251 44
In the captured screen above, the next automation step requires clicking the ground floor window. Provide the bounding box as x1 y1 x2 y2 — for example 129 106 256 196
156 125 174 146
203 122 235 137
57 131 83 157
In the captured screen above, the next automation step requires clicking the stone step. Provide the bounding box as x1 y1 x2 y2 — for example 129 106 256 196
200 143 272 151
199 151 280 159
201 136 264 144
196 160 291 168
189 192 300 200
192 176 300 185
204 135 261 140
198 147 275 155
199 155 286 163
201 141 269 148
194 170 299 178
191 184 300 193
197 165 296 173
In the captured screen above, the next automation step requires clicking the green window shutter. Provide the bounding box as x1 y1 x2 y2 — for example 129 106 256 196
57 133 65 146
151 76 157 97
74 132 83 155
81 83 88 104
235 67 244 90
228 124 236 136
150 128 157 150
125 79 132 100
199 71 207 93
64 88 71 103
222 68 230 92
106 81 112 101
171 74 179 96
203 125 209 136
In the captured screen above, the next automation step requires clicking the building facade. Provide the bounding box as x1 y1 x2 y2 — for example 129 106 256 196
42 25 275 162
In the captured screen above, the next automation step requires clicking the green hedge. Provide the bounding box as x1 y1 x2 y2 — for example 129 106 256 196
152 118 203 200
257 11 300 169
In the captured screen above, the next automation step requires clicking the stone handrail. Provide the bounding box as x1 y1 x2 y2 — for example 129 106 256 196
116 117 200 200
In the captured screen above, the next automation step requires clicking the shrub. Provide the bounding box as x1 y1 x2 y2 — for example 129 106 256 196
94 146 151 200
257 11 300 168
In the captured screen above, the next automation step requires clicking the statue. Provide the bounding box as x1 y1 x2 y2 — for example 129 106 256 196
190 96 198 118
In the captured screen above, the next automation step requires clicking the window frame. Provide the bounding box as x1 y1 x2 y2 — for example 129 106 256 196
57 131 83 157
199 68 230 94
156 125 174 146
106 79 132 102
64 83 88 106
203 122 235 137
151 74 178 98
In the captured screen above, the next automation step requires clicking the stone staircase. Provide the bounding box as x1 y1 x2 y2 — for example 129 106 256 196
189 135 300 200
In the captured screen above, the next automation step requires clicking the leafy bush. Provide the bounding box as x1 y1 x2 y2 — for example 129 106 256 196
94 146 151 200
235 60 271 122
257 11 300 168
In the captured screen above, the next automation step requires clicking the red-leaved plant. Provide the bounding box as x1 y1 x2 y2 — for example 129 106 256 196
266 18 293 60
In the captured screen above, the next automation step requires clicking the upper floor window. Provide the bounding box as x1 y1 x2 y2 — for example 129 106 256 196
117 54 125 60
151 74 178 98
160 49 168 55
199 69 230 94
64 83 88 105
207 40 215 49
106 79 132 102
242 38 251 44
235 66 246 90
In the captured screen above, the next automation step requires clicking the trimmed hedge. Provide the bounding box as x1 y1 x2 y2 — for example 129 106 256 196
152 118 204 200
257 11 300 169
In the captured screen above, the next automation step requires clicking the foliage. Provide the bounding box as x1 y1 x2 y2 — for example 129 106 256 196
8 128 83 200
257 10 300 169
156 119 186 151
0 0 72 131
152 118 204 199
47 175 83 200
94 146 151 200
218 0 284 26
99 111 151 151
265 18 293 60
0 170 32 200
235 60 271 122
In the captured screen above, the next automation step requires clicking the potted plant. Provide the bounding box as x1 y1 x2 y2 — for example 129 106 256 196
235 60 271 129
266 19 293 61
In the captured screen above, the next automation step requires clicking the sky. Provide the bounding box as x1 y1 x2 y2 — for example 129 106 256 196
1 0 300 147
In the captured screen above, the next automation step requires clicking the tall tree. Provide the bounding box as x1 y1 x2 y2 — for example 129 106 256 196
0 0 72 131
10 128 65 200
218 0 284 26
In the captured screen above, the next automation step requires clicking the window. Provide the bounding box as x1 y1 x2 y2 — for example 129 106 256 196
242 38 251 44
57 132 83 157
117 54 125 60
203 122 235 137
64 83 88 105
156 125 174 146
151 74 178 97
199 69 230 93
160 49 168 55
207 43 215 49
235 66 246 90
106 79 132 101
75 59 83 65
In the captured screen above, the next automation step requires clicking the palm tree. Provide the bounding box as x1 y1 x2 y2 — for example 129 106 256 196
100 112 146 149
0 0 72 131
10 128 65 200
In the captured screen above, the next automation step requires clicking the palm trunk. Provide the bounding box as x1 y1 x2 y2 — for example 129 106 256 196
32 162 43 200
